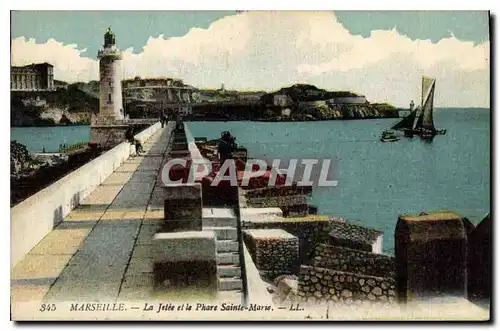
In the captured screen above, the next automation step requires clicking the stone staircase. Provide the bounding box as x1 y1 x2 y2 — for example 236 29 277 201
202 208 244 302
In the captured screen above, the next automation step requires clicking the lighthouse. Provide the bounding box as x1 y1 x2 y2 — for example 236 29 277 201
97 27 124 122
90 27 127 149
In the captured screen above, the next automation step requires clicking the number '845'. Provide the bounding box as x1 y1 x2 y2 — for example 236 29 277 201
39 304 56 312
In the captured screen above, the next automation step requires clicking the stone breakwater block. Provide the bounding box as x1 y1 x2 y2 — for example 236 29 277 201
244 229 299 273
329 220 383 253
395 211 466 303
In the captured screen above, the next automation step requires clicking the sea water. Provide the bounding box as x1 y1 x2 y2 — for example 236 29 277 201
186 108 490 253
10 109 490 253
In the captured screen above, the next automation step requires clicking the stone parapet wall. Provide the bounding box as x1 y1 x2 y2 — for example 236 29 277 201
296 265 395 306
243 229 299 275
11 122 165 268
312 244 395 278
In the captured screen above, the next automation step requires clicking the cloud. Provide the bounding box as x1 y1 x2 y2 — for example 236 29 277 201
11 11 490 107
11 37 99 83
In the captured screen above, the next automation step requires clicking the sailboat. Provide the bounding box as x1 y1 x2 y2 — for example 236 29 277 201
388 76 446 141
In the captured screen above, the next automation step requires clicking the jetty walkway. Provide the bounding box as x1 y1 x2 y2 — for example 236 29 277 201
12 126 178 302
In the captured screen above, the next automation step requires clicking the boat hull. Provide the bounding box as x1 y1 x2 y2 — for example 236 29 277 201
380 137 399 142
398 128 446 139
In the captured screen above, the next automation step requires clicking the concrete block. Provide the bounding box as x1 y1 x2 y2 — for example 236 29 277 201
202 217 237 228
160 220 201 233
153 231 216 262
164 183 202 200
217 265 242 278
216 253 240 265
153 260 218 294
218 277 243 291
162 183 203 230
216 240 239 253
203 208 236 219
165 199 202 221
395 211 467 303
203 227 237 240
202 207 237 227
216 290 243 304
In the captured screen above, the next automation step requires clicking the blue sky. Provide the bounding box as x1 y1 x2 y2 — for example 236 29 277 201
12 11 489 58
11 11 490 107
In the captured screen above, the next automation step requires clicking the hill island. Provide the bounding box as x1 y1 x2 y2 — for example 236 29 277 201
11 80 399 126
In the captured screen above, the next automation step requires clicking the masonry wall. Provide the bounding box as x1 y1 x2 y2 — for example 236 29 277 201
328 220 383 253
312 244 395 278
89 125 129 149
243 230 299 276
297 265 396 306
11 121 164 268
242 219 330 264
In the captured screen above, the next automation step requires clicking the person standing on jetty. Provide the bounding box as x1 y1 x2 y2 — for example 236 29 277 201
218 131 237 163
159 109 167 128
125 125 144 155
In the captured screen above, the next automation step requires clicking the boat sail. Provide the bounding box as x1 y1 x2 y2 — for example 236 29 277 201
390 76 445 138
421 77 435 131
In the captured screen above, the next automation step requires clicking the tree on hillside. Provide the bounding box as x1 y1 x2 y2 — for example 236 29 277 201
11 141 32 174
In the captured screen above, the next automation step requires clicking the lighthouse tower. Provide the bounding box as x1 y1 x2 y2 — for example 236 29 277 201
96 27 124 122
90 27 127 149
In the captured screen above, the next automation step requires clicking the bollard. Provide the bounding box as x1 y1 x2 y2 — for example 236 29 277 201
162 182 203 232
467 214 491 303
395 211 467 303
